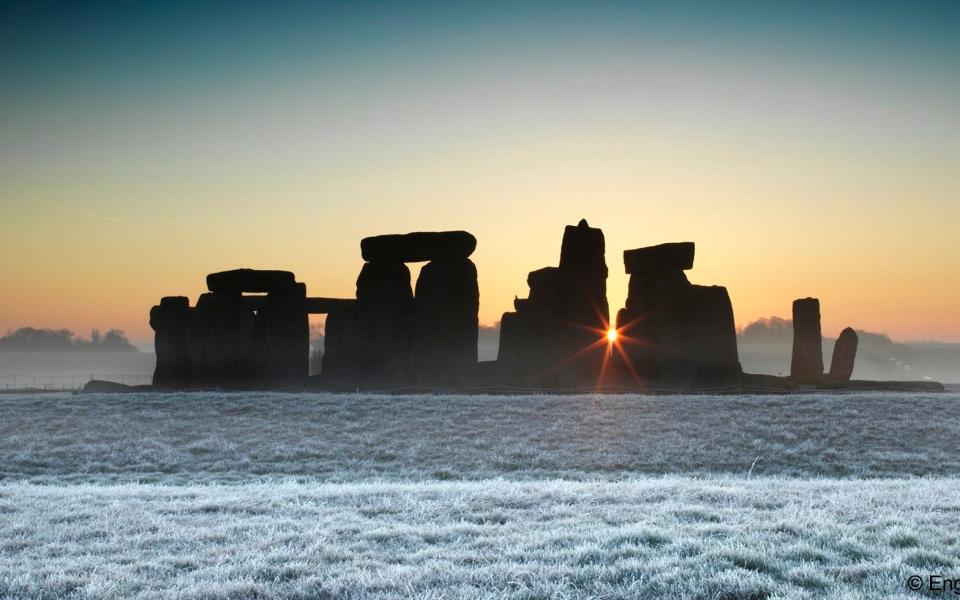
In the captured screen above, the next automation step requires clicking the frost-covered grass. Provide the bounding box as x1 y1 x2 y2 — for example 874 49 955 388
1 392 958 483
3 392 958 598
3 478 958 599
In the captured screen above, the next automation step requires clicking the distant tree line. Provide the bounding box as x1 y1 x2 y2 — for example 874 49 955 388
738 317 895 347
0 327 139 352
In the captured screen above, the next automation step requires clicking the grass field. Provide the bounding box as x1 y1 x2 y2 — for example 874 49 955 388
1 392 958 483
2 392 958 598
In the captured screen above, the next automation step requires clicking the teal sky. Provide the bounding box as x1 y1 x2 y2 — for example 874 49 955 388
1 1 959 344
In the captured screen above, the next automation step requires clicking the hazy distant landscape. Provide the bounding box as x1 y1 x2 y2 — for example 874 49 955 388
736 318 960 383
2 317 957 390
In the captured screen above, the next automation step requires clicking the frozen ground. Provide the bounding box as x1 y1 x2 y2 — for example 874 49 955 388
2 392 958 598
1 392 958 483
3 479 958 599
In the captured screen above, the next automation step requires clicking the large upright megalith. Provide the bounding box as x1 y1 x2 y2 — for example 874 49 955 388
350 230 480 388
497 219 609 387
557 220 609 328
355 261 414 386
321 309 361 382
149 296 193 388
790 297 823 384
828 327 858 382
615 241 740 384
253 282 309 386
192 291 256 388
412 257 479 387
556 219 609 383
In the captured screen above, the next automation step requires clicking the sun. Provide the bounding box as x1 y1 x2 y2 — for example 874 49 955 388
606 328 618 343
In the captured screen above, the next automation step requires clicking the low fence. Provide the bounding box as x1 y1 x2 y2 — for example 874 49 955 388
0 374 152 390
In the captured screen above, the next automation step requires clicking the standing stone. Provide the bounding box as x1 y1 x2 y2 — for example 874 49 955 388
149 296 193 389
192 292 256 388
411 258 479 387
681 285 740 382
526 267 561 314
555 219 609 385
828 327 859 382
615 242 740 385
321 310 361 383
254 282 309 386
355 261 414 386
496 266 557 385
791 298 823 384
496 219 611 387
557 219 609 329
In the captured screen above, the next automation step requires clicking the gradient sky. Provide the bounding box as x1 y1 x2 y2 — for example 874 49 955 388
1 1 958 347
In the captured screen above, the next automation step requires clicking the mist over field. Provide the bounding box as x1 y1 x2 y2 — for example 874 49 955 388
2 344 958 391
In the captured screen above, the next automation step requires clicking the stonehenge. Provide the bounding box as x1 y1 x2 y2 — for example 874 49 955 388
150 269 352 389
614 241 740 384
148 221 887 392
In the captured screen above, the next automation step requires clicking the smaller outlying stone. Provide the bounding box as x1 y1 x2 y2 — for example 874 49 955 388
791 297 824 384
623 242 695 274
361 231 476 263
207 269 296 293
828 327 859 382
